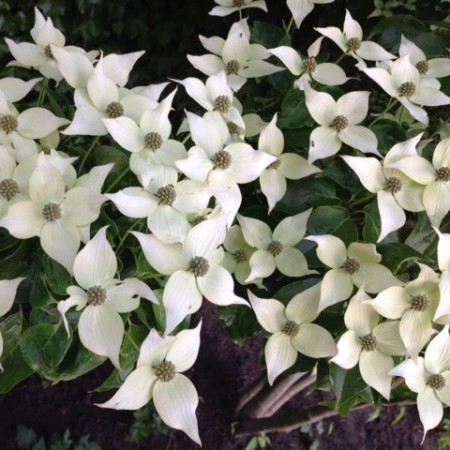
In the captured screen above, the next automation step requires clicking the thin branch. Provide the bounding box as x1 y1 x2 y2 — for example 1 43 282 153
234 374 267 416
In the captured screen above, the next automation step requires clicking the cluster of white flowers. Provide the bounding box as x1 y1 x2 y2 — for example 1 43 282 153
0 0 450 445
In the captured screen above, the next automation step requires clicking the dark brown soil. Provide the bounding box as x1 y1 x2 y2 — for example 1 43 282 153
0 303 440 449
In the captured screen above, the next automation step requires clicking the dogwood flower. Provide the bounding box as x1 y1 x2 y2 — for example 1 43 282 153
4 8 97 82
304 84 379 163
97 324 202 445
390 326 450 441
368 263 439 359
238 209 315 282
269 37 348 89
0 156 110 273
362 55 450 125
209 0 268 16
315 9 395 62
258 113 320 212
188 20 282 92
287 0 334 29
0 77 42 103
305 234 401 311
433 229 450 323
332 287 405 399
248 283 337 384
0 277 25 371
133 215 248 334
342 134 426 242
57 227 157 369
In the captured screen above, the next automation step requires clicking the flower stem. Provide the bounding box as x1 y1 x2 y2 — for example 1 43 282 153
115 219 144 256
105 166 130 192
79 136 100 172
125 328 141 352
285 17 294 34
37 78 49 107
369 98 398 127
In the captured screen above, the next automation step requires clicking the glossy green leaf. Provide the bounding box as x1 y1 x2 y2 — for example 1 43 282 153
377 242 433 273
371 120 407 154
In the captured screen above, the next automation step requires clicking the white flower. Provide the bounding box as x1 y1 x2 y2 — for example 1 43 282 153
362 55 450 125
432 228 450 323
332 288 405 399
188 20 283 91
0 156 111 273
238 209 315 282
133 215 248 334
269 38 349 89
315 9 395 62
342 134 425 242
0 77 42 103
390 326 450 441
258 113 320 212
209 0 268 17
248 283 337 384
305 234 401 311
287 0 334 29
304 83 379 163
368 263 440 359
4 8 97 82
97 324 202 445
57 227 157 369
0 277 25 371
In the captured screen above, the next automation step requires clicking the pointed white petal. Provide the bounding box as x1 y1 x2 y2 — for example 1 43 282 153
369 286 410 319
376 190 406 242
51 46 93 88
313 63 348 86
274 209 311 246
247 291 286 333
331 330 361 369
276 247 314 278
260 169 286 212
357 41 395 61
308 126 341 163
167 322 202 372
101 51 145 87
268 46 302 76
286 283 321 323
359 350 393 399
417 387 443 440
305 234 347 268
293 323 337 358
344 287 379 336
390 358 427 393
424 326 450 374
304 85 337 125
102 117 144 152
400 310 432 359
0 278 25 317
319 268 353 311
265 332 297 385
246 250 276 281
341 155 385 192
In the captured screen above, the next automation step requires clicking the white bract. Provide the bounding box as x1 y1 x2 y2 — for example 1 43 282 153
332 288 405 399
342 134 426 242
248 283 337 384
304 84 379 163
188 20 282 91
390 326 450 441
287 0 334 29
0 277 25 371
433 229 450 323
315 9 395 62
269 37 349 90
97 324 202 445
57 227 157 369
305 234 401 311
133 215 248 334
238 209 316 282
209 0 268 16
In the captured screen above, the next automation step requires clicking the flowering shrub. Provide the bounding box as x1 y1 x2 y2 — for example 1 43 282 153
0 0 450 446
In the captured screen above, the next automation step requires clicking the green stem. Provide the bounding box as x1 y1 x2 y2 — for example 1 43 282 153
368 98 398 128
115 219 144 256
37 78 49 107
398 105 404 125
239 7 242 21
79 136 100 172
334 53 346 65
181 132 191 145
285 16 294 34
125 328 141 352
106 166 130 192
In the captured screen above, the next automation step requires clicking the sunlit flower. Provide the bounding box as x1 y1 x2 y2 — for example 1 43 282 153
248 283 337 384
287 0 334 29
305 234 401 311
238 209 315 282
332 287 405 399
209 0 268 16
304 83 379 163
57 227 157 369
390 326 450 441
98 324 202 445
315 9 395 62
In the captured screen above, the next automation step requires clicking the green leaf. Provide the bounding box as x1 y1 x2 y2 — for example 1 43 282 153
377 242 432 273
371 120 407 154
44 258 72 297
405 211 437 258
251 21 285 48
273 278 322 305
362 203 381 244
94 145 129 176
0 239 33 278
278 89 310 129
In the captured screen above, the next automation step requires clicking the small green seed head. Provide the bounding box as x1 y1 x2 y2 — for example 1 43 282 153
155 360 176 382
233 249 248 263
144 132 163 151
106 101 124 118
227 121 242 135
267 158 281 170
282 320 300 337
45 44 54 60
0 114 18 134
343 257 360 274
214 95 231 113
42 202 61 221
226 60 240 75
40 146 51 155
360 334 377 351
398 82 416 98
189 256 210 277
427 373 445 391
302 57 317 74
233 0 244 6
212 150 232 170
156 184 176 206
346 37 362 52
330 115 349 132
436 167 450 182
87 285 107 306
267 240 283 257
411 295 429 312
0 178 19 201
385 176 402 194
415 60 429 75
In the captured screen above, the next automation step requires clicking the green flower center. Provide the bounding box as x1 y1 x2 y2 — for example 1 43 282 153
436 167 450 182
302 57 317 74
360 334 377 351
233 249 248 263
346 37 362 52
0 178 19 201
42 202 61 221
87 285 107 306
155 360 176 382
190 216 206 226
156 184 176 205
398 82 416 98
40 146 51 155
343 257 360 274
44 44 54 60
226 60 240 75
189 256 210 277
415 60 429 75
331 115 348 132
411 294 429 312
106 101 124 118
144 132 163 151
282 320 300 337
427 374 445 390
267 158 281 170
0 114 18 134
227 122 242 135
385 176 402 194
267 240 283 257
233 0 244 6
212 150 232 169
214 95 231 113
